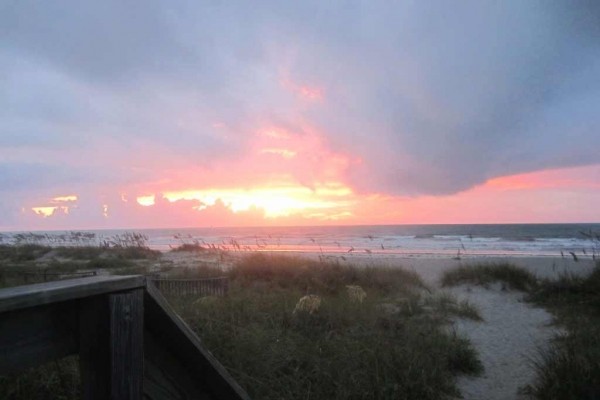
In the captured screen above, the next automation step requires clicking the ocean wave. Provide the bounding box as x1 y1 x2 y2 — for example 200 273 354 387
501 236 536 242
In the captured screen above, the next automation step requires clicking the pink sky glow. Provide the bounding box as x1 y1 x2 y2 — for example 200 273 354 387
14 164 600 231
3 2 600 230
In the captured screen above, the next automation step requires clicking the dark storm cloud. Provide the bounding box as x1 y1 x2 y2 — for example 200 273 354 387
1 0 599 199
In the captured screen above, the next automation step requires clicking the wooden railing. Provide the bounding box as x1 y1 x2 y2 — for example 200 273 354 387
18 269 97 283
151 276 229 296
0 276 250 400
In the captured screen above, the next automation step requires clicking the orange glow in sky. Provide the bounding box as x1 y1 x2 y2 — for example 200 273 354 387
52 195 78 203
159 182 354 219
32 206 59 217
19 163 597 230
137 195 156 207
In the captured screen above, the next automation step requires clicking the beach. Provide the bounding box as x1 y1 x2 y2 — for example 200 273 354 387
353 255 593 400
1 236 598 399
166 249 595 399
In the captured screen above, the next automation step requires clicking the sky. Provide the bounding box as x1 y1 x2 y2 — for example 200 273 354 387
1 1 599 230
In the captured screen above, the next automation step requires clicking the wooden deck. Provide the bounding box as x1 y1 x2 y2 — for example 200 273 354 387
0 275 250 400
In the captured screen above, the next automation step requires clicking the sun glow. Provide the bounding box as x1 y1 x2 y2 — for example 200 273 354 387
31 195 78 218
162 183 353 218
32 206 70 217
137 195 156 206
52 195 78 203
260 148 297 158
32 207 58 217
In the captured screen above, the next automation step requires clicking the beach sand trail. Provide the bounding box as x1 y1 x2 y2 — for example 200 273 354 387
446 284 556 400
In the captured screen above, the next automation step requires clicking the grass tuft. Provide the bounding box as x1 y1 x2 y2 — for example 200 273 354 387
0 356 80 400
524 262 600 399
170 243 207 252
523 326 600 399
441 263 537 291
230 253 427 296
56 246 160 260
0 244 52 262
424 293 484 322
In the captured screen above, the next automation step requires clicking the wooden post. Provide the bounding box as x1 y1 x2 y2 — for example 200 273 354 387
79 289 144 400
110 289 144 400
79 295 110 400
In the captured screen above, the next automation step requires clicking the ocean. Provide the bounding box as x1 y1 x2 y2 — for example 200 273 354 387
1 223 599 259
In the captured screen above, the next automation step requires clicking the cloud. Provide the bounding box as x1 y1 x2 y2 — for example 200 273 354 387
1 0 599 216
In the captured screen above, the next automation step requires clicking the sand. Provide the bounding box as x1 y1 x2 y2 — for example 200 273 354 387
446 284 556 399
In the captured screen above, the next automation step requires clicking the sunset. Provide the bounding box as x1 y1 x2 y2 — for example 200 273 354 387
2 1 599 231
1 2 599 399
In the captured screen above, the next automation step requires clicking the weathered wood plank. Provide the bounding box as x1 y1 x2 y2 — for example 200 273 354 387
144 331 211 400
110 289 144 400
144 283 250 400
0 275 146 313
0 302 78 374
79 295 110 400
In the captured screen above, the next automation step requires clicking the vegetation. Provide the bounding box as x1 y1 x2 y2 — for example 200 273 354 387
423 293 483 322
0 241 160 289
169 254 482 400
0 250 485 399
440 262 537 291
0 357 80 400
56 245 160 260
441 260 600 399
0 245 52 262
170 243 207 252
524 262 600 399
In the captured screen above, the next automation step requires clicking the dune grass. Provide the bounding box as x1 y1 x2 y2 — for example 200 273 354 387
0 357 80 400
169 254 482 400
55 245 161 260
0 243 161 289
0 245 52 262
424 293 484 322
229 253 427 295
170 243 207 252
523 262 600 399
440 262 537 291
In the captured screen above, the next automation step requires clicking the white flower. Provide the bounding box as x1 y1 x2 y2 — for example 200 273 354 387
346 285 367 303
293 295 322 314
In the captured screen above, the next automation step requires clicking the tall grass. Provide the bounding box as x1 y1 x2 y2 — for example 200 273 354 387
0 357 80 400
55 246 160 260
524 326 600 399
524 262 600 399
169 254 482 400
440 263 537 291
229 253 426 295
0 245 52 262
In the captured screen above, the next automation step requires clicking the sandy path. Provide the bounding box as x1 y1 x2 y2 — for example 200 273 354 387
445 284 556 400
